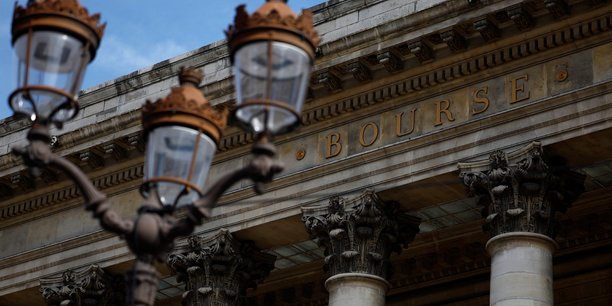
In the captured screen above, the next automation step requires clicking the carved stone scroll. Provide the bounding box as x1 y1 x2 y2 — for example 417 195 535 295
377 51 403 73
545 0 570 19
440 29 467 52
167 229 276 306
39 265 124 306
458 142 585 238
507 6 535 31
408 40 434 63
346 61 372 82
316 70 342 92
302 189 420 279
474 18 501 42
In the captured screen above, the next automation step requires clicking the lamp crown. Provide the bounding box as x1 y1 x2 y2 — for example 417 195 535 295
142 68 228 144
226 0 320 59
12 0 106 42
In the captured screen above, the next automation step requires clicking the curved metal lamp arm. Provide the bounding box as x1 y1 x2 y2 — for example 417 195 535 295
13 124 133 236
167 141 284 239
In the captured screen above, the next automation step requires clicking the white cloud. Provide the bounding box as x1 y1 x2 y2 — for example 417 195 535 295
91 34 188 77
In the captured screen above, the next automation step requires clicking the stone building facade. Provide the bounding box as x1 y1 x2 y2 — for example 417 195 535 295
1 0 611 305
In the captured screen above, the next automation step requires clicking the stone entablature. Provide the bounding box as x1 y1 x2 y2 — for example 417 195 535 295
3 32 609 231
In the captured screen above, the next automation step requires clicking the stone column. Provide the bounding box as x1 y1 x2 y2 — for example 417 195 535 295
459 142 584 306
39 264 124 306
167 229 276 306
302 189 421 306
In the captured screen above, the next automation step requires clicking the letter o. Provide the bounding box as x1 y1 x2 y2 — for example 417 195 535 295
359 122 379 147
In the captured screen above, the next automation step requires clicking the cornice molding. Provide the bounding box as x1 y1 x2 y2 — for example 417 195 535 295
0 163 143 230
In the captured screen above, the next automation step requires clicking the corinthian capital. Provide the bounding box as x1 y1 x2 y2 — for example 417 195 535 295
458 142 584 238
167 229 276 306
39 264 124 306
302 189 420 279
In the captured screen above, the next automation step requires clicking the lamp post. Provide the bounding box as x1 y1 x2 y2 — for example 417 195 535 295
8 0 319 305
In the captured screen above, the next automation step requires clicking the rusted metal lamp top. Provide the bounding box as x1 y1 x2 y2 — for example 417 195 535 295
141 68 228 208
226 0 320 60
226 0 320 136
12 0 106 57
9 0 106 125
141 68 228 144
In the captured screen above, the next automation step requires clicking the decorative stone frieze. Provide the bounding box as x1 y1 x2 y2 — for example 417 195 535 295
39 265 124 306
458 142 585 238
167 229 276 306
407 40 434 63
507 6 535 31
346 61 372 82
377 51 403 73
440 29 467 52
545 0 570 19
302 189 420 279
473 18 501 42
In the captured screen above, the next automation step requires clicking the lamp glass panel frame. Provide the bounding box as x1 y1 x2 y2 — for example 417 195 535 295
233 40 311 135
10 30 90 122
143 125 216 208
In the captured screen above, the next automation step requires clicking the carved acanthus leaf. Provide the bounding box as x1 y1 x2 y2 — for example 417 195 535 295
302 189 420 279
39 265 122 306
458 142 585 238
168 229 276 306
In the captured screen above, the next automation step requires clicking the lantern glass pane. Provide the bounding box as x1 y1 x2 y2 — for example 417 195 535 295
144 126 216 208
234 41 311 134
11 31 90 122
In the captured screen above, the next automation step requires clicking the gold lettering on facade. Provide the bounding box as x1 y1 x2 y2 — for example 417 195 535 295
359 122 380 147
472 86 490 115
326 132 342 158
510 74 530 104
435 99 455 126
395 108 417 137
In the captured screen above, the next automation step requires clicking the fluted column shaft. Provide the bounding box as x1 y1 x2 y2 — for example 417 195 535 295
459 142 584 306
303 189 420 306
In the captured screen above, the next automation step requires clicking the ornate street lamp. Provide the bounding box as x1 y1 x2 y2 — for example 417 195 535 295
227 0 320 136
9 0 318 306
9 0 105 126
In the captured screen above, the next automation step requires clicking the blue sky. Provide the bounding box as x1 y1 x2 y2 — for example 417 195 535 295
0 0 323 120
